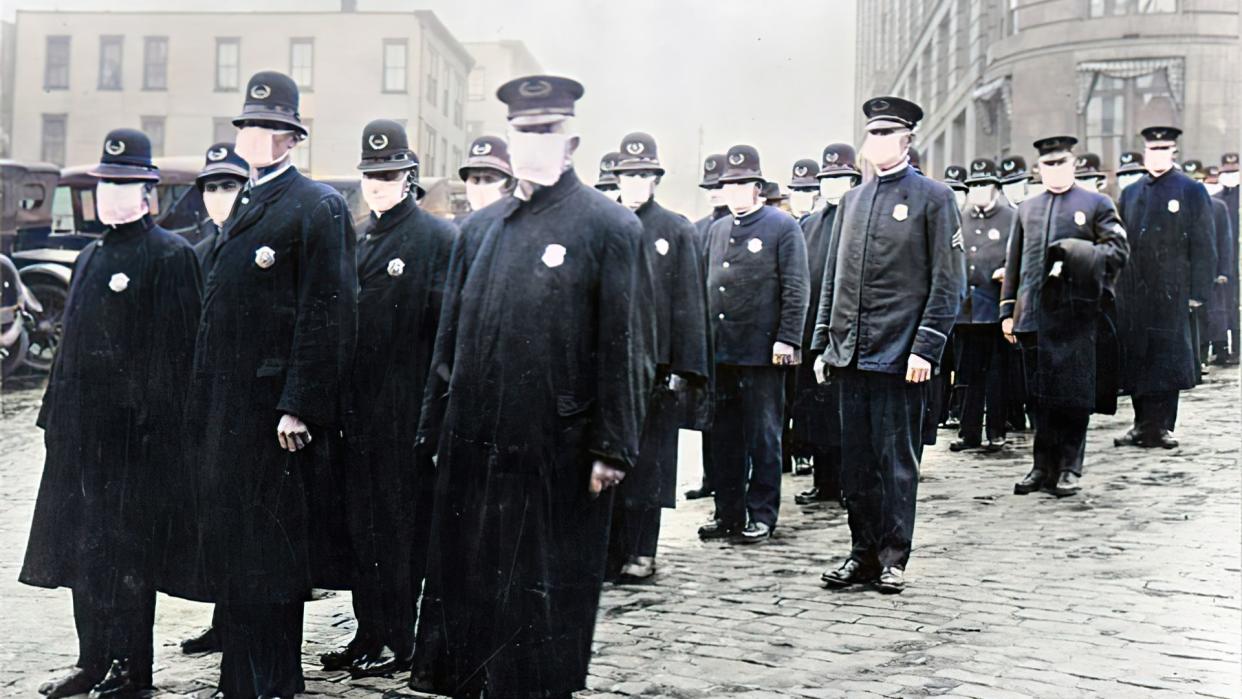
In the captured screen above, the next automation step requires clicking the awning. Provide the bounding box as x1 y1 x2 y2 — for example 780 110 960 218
1075 57 1185 113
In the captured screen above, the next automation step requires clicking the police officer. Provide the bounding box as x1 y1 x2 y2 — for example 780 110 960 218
763 180 791 214
1214 153 1240 365
191 142 249 266
23 129 201 698
595 151 621 199
998 154 1034 431
1003 135 1129 497
1183 159 1234 370
936 162 970 429
950 158 1014 453
999 155 1031 205
1117 152 1145 195
812 97 965 594
1075 152 1107 193
319 119 457 677
944 165 968 210
461 134 514 213
162 71 359 697
792 143 860 506
607 131 709 582
788 158 822 220
698 144 809 543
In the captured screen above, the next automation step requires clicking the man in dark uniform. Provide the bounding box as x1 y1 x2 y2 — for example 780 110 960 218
935 162 969 431
1181 159 1214 378
792 143 860 506
607 131 709 582
161 71 359 698
23 129 201 698
813 97 965 594
697 145 808 543
788 158 822 221
944 165 968 210
685 152 730 501
999 155 1031 206
1075 152 1107 193
317 120 456 677
1002 136 1130 497
462 135 514 213
950 158 1014 453
1183 159 1235 369
1213 153 1240 365
594 151 621 200
997 154 1033 431
1113 126 1216 449
410 75 654 699
191 143 249 267
1116 152 1146 195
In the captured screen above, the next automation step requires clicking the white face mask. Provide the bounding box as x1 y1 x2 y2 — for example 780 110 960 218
953 190 967 209
617 174 656 210
967 185 996 209
203 188 240 227
707 188 726 208
1041 161 1076 193
235 126 286 168
818 176 852 206
789 189 816 216
1028 182 1047 198
1205 182 1224 196
95 181 149 226
1001 182 1028 204
1144 147 1174 175
507 128 572 187
466 180 507 211
1117 173 1144 192
1221 171 1240 188
362 175 408 214
1076 177 1103 192
860 130 908 170
722 182 760 216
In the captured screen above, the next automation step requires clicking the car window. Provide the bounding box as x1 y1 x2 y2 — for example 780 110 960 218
50 186 75 233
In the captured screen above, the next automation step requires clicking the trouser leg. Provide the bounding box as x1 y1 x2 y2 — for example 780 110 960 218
72 581 155 685
709 366 747 528
742 366 786 528
812 445 842 500
1134 391 1179 438
837 369 880 569
983 332 1007 441
633 507 662 558
872 373 926 571
956 327 988 444
218 601 305 698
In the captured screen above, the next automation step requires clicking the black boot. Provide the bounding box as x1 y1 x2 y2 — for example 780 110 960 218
697 519 741 541
180 626 221 655
684 484 713 500
321 637 380 671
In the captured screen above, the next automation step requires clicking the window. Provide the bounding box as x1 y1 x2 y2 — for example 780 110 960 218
440 136 448 176
291 119 312 173
1090 0 1176 17
426 48 440 106
951 110 966 166
99 35 123 90
216 38 240 91
451 145 462 176
453 73 463 127
289 38 313 89
424 124 437 175
213 117 236 145
41 114 67 165
143 36 168 90
44 36 70 90
383 39 407 93
468 69 485 100
1082 68 1180 169
442 64 450 117
141 116 166 157
1006 0 1022 35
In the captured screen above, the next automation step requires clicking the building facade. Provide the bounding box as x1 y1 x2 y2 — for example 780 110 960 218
855 0 1239 178
462 40 544 144
8 7 473 178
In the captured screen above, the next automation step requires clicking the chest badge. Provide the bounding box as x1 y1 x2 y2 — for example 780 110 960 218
541 244 566 268
1073 211 1086 226
654 238 670 256
1167 199 1180 213
254 246 276 269
747 238 763 254
892 203 908 222
387 258 406 276
108 272 130 293
988 228 1001 240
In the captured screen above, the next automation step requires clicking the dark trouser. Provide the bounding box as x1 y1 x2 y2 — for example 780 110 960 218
611 505 662 561
1190 308 1204 381
1017 334 1091 476
836 368 925 571
351 571 415 660
1133 391 1179 437
711 364 785 529
954 324 1007 443
699 433 715 492
72 584 156 685
811 445 842 501
218 601 305 698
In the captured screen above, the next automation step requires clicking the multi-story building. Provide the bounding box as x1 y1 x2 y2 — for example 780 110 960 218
462 40 544 143
8 5 474 177
855 0 1239 178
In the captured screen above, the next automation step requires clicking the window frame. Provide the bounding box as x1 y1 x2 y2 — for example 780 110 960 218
382 38 408 94
143 36 168 91
98 35 124 91
215 37 241 92
41 114 68 166
44 36 70 90
289 37 314 91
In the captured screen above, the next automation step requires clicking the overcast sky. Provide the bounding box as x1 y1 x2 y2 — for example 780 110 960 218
1 0 857 215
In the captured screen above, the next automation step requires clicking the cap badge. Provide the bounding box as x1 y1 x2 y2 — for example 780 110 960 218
625 142 645 155
705 159 717 171
541 243 566 268
1167 199 1180 213
518 79 553 98
368 134 389 151
872 99 890 111
1003 160 1014 170
471 142 493 156
728 153 745 166
1185 163 1197 172
1073 211 1086 226
104 140 126 156
1152 129 1166 140
108 272 130 293
794 165 808 177
1228 155 1238 164
603 159 616 170
387 258 405 277
654 238 670 256
1122 154 1133 163
249 83 271 100
254 245 276 269
825 152 840 164
207 147 228 162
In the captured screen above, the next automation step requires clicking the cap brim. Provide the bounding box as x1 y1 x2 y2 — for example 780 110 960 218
358 160 418 173
718 174 765 184
89 163 160 181
866 116 913 129
817 167 861 179
964 176 1000 186
999 174 1030 184
233 109 308 136
612 161 665 176
790 178 819 188
508 113 570 127
197 163 249 182
1116 166 1145 175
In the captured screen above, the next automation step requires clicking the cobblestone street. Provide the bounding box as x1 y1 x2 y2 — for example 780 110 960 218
1 370 1239 698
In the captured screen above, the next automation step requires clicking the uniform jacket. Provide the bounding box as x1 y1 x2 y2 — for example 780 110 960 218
165 166 359 604
790 203 842 452
22 216 201 593
1214 185 1240 330
704 204 809 366
694 206 730 246
1115 169 1217 394
636 199 709 379
957 199 1015 324
1205 197 1234 340
811 165 966 373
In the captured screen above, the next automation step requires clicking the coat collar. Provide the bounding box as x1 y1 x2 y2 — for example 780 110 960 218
510 168 582 217
734 204 770 228
100 213 155 244
225 167 302 239
368 195 418 235
877 164 912 184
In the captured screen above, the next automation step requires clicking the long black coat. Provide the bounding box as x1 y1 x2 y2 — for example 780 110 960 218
790 203 841 453
1115 170 1217 395
1001 187 1129 413
21 216 201 596
1214 185 1239 334
164 167 358 604
1206 196 1233 340
344 196 455 587
957 200 1015 324
410 169 655 698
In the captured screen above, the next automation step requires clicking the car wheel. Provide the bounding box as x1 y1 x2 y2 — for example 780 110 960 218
23 279 67 373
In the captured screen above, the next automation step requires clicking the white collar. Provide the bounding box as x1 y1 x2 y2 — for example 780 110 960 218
877 158 910 177
251 159 294 188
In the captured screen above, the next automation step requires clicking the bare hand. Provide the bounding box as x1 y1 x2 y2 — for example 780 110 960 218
1002 318 1017 345
1216 275 1228 285
813 355 828 384
905 354 932 384
589 460 625 496
772 341 797 366
992 267 1005 282
277 414 312 452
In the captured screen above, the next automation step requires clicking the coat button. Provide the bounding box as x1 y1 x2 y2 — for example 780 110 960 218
718 313 725 320
241 197 250 205
730 238 735 243
723 261 730 268
970 246 977 252
733 220 740 226
970 265 976 271
719 286 726 292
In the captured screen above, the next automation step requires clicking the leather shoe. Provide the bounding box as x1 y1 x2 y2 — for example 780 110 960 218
1013 468 1047 495
39 668 101 698
321 638 379 671
684 485 713 500
736 521 771 543
984 437 1008 452
876 566 906 594
346 646 411 679
616 556 656 583
821 558 876 589
949 439 981 452
794 487 831 505
1146 431 1179 449
1114 428 1141 447
180 626 221 655
792 458 813 476
1050 471 1082 497
89 660 139 699
697 519 741 540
